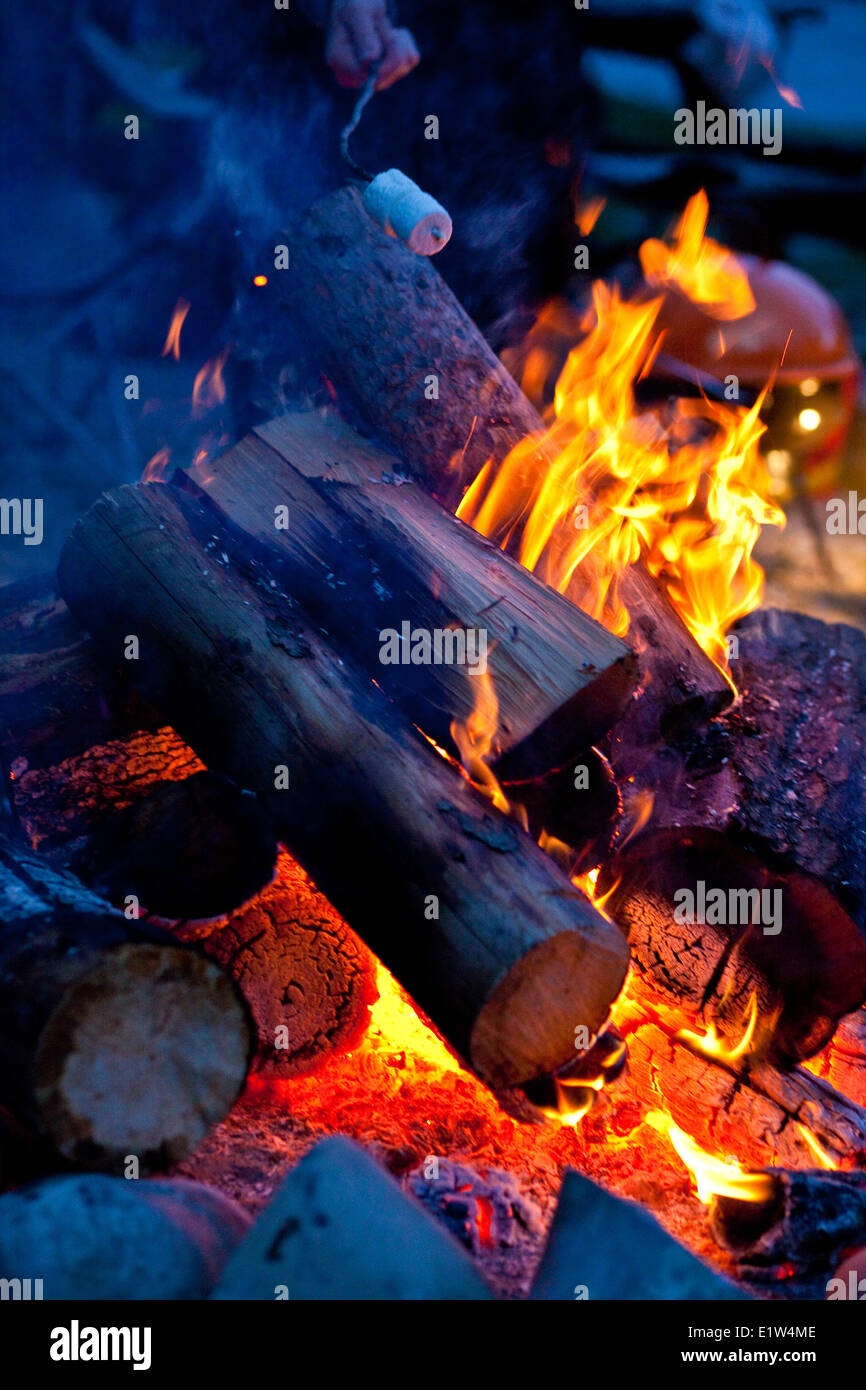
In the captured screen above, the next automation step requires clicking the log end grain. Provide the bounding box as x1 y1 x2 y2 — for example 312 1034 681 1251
200 851 378 1077
470 924 630 1090
34 942 251 1171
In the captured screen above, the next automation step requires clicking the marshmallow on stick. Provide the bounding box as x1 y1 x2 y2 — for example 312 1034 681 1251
362 169 452 256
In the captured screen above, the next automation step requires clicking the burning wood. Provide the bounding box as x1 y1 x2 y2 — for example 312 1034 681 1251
281 187 733 739
711 1169 866 1274
58 481 630 1089
601 828 866 1063
616 984 866 1173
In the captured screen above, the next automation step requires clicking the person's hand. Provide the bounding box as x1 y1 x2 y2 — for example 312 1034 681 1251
325 0 420 90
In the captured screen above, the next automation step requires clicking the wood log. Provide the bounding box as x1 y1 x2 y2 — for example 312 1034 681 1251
212 1136 491 1300
530 1170 744 1300
0 1174 250 1299
68 770 278 919
807 1009 866 1109
618 608 866 933
180 409 638 783
9 726 204 852
58 481 630 1089
711 1170 866 1273
600 828 866 1064
0 574 160 778
0 831 252 1170
195 849 378 1076
3 715 377 1076
620 1002 866 1172
281 186 732 738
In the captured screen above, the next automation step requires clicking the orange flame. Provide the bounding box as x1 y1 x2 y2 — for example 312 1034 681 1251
449 669 523 822
639 191 755 320
646 1111 773 1204
192 345 229 418
795 1124 839 1171
456 193 784 672
677 991 759 1065
141 446 171 483
161 298 190 360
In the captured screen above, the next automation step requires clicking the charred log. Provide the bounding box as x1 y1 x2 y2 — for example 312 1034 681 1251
69 770 278 919
600 827 866 1063
711 1170 866 1274
623 1016 866 1171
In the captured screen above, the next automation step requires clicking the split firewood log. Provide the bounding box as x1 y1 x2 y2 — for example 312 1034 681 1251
58 481 630 1088
0 831 251 1171
212 1136 491 1300
0 1174 250 1299
531 1170 745 1300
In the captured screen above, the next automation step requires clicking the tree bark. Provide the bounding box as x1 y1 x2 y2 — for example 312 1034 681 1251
0 832 252 1170
58 481 630 1089
281 186 732 738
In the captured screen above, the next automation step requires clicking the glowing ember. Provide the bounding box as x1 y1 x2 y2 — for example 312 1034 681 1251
646 1110 774 1204
456 192 785 673
161 298 190 360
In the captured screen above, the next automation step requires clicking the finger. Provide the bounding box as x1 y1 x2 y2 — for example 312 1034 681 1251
326 22 367 86
375 29 421 89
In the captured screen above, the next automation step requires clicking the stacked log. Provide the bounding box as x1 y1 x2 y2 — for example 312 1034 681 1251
0 832 251 1171
182 408 639 783
58 480 630 1089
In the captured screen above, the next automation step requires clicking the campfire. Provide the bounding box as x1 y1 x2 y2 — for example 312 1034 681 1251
2 186 866 1304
